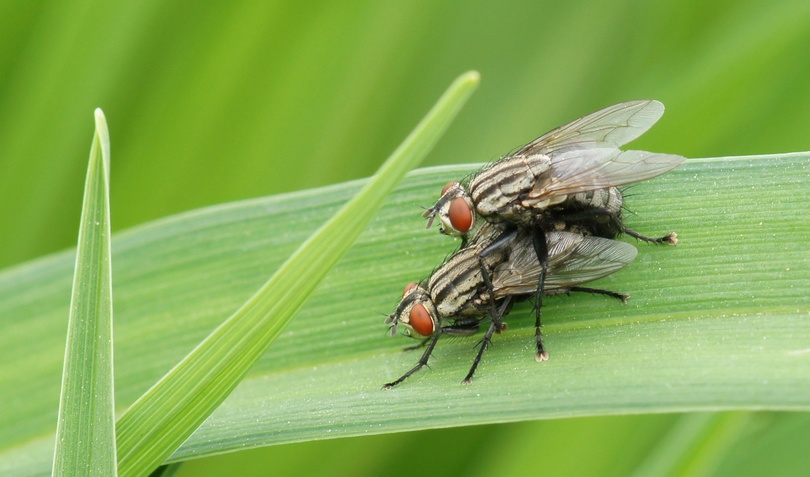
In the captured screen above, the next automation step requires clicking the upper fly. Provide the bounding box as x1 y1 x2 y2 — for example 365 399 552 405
423 100 685 244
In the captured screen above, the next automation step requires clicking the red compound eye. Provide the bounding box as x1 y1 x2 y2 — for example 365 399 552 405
448 197 473 233
402 282 418 297
409 303 434 336
441 181 458 196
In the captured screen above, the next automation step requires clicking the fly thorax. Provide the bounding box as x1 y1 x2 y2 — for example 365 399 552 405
469 154 551 220
429 249 484 317
523 153 553 175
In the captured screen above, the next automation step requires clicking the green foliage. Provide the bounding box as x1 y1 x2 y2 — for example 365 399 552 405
2 1 810 476
1 153 808 475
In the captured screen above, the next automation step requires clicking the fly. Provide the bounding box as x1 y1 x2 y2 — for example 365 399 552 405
383 226 637 388
423 100 685 244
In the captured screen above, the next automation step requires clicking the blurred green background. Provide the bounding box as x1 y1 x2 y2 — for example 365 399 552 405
2 0 808 475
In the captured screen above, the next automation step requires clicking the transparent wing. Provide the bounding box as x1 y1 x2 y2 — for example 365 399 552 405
516 100 664 155
544 234 638 289
492 232 637 296
524 148 686 202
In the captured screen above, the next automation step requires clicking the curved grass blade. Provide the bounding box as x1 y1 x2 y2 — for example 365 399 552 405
113 71 480 476
52 109 117 475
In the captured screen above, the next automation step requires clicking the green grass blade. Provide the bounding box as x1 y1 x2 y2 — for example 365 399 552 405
0 152 807 476
52 109 116 475
628 413 752 477
667 413 753 477
113 71 479 477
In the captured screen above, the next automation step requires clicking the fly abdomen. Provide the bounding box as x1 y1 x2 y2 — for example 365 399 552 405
570 187 623 214
540 187 625 239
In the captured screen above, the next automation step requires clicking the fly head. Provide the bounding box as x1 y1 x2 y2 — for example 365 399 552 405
423 181 476 237
387 282 439 337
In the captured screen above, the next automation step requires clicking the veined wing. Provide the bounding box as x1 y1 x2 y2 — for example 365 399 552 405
492 232 637 296
516 100 664 155
523 148 685 204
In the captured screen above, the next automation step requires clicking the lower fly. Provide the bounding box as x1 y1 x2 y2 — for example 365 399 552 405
383 226 637 388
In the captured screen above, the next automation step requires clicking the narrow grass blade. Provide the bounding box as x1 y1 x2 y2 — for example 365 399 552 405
114 71 480 476
52 109 117 476
630 412 755 477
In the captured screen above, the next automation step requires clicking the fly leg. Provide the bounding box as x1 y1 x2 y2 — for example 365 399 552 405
462 297 513 384
600 206 677 244
383 321 480 389
568 286 630 304
476 224 518 331
477 253 508 333
531 228 550 362
383 332 443 389
620 226 678 245
549 206 678 245
461 231 515 384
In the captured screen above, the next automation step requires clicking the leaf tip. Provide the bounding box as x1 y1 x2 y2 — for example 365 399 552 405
94 107 105 119
458 70 481 87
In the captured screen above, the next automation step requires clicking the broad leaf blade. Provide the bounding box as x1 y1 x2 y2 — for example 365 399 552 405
52 109 117 475
136 153 810 460
0 153 807 476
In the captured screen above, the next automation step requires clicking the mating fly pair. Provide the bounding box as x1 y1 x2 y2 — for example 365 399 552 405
385 100 685 388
